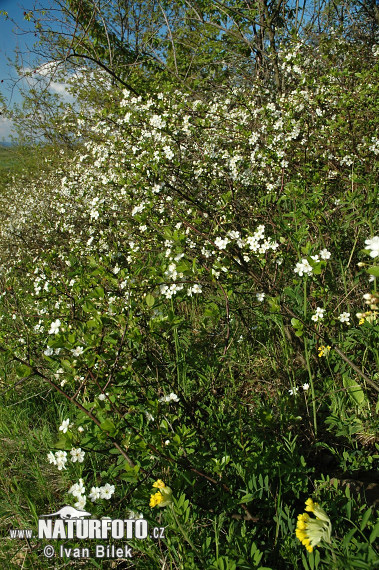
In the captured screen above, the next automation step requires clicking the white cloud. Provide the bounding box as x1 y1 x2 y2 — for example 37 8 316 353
20 63 76 103
34 61 60 77
49 81 75 101
0 117 15 140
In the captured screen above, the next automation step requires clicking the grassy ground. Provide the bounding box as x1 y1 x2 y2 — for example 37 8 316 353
0 145 20 171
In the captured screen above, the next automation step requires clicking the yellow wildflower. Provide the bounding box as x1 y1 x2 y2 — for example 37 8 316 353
305 498 317 512
295 498 332 553
149 480 173 508
150 491 164 507
318 345 331 357
357 311 378 325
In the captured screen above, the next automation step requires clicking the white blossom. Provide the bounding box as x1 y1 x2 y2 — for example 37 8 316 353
365 236 379 258
99 483 115 500
89 486 101 502
338 312 351 324
48 319 61 335
71 346 84 357
74 495 87 509
311 307 325 322
319 249 331 260
70 448 85 463
59 418 71 433
69 479 86 498
294 259 313 277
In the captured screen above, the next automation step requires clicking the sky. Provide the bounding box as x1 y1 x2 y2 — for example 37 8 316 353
0 0 50 141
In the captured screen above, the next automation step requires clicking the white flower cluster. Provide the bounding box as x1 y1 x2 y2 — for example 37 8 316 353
164 262 183 281
289 383 309 395
212 226 279 261
48 319 61 335
244 225 279 254
59 418 72 433
159 392 179 403
187 284 202 296
89 483 115 502
319 249 331 260
131 203 145 216
149 114 166 129
71 346 84 357
158 260 187 299
368 137 379 155
44 346 61 356
294 258 313 276
311 307 325 322
365 236 379 258
214 237 230 250
47 450 68 471
362 292 378 310
70 447 85 463
160 283 184 299
47 447 85 470
69 478 87 509
294 249 331 277
68 479 115 509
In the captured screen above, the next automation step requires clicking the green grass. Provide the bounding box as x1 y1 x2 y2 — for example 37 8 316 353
0 146 20 171
0 380 71 568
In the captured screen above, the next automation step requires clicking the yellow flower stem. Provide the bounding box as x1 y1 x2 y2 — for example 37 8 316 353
304 279 317 436
322 542 337 565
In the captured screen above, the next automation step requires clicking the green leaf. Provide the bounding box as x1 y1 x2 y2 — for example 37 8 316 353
301 242 311 255
93 286 105 298
360 507 372 530
16 364 32 378
100 419 116 434
342 527 356 548
369 522 379 544
366 266 379 277
268 297 280 313
239 494 254 503
283 287 297 300
311 262 322 275
86 319 100 329
82 301 95 313
343 374 366 407
145 293 155 307
61 359 73 371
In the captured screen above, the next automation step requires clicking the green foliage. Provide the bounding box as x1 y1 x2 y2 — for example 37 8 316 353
0 15 379 570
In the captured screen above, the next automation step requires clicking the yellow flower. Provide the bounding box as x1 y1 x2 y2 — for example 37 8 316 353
305 498 317 512
296 498 332 553
357 311 378 325
150 491 164 507
305 497 332 522
149 480 173 508
297 512 310 529
318 345 331 357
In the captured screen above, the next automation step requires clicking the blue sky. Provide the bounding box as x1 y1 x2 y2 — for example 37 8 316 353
0 0 38 140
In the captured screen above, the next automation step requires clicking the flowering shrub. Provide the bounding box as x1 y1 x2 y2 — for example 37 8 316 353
0 33 378 569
